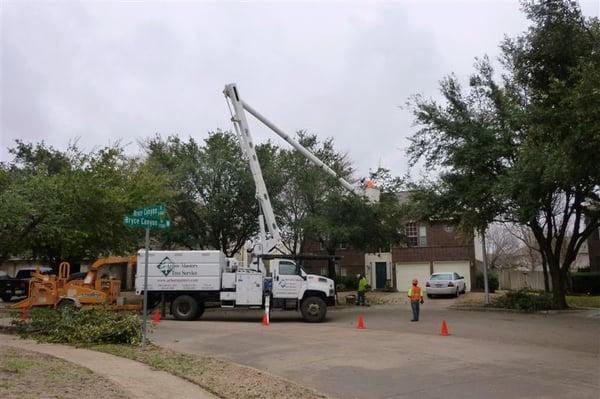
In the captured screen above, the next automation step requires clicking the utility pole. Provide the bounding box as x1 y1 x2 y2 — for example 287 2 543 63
481 228 490 305
142 226 150 349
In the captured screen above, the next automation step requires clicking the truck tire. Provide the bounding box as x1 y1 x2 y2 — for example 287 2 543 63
301 296 327 323
57 299 77 313
1 293 12 302
171 295 198 321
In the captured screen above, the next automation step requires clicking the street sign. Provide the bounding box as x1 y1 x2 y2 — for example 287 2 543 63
122 203 171 350
123 215 171 230
131 204 166 219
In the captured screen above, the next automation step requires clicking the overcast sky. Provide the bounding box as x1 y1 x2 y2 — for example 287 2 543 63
1 1 598 179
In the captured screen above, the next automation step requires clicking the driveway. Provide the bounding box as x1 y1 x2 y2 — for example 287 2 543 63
152 298 600 399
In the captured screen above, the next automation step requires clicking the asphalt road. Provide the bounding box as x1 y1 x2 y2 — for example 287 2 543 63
152 298 600 399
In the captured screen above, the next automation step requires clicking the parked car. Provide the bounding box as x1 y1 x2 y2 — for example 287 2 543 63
0 267 53 302
426 272 466 298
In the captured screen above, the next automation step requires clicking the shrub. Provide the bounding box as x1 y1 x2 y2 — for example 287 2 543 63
492 289 555 312
11 307 145 345
570 272 600 295
474 272 499 293
335 275 359 290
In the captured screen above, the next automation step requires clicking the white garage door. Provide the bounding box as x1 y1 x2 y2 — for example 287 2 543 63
395 262 431 292
433 261 472 291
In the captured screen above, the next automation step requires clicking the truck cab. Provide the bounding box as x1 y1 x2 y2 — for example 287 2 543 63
268 258 336 322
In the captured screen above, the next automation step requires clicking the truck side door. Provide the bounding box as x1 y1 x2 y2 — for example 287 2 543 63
272 261 304 299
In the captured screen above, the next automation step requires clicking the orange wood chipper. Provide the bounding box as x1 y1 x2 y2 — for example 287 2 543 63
12 256 140 311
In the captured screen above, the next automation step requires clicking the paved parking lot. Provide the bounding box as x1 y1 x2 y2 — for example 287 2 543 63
153 298 600 399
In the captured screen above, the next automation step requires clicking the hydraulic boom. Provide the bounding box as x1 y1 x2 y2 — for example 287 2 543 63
224 83 376 265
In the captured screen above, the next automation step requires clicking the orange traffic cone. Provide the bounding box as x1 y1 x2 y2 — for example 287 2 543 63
357 315 366 329
440 320 450 336
261 313 269 326
152 308 161 324
20 307 28 321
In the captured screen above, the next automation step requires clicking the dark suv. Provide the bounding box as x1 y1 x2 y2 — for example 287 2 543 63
0 267 53 302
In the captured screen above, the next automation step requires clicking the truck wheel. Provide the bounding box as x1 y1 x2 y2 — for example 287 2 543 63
57 299 76 312
171 295 198 321
1 293 12 302
301 296 327 323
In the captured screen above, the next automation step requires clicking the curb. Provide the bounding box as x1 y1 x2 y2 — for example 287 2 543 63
449 305 587 314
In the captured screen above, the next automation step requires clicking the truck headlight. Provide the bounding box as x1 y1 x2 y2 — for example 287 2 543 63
329 289 334 296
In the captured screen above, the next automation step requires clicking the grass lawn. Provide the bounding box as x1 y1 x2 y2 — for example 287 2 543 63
567 295 600 308
0 345 127 399
94 343 330 399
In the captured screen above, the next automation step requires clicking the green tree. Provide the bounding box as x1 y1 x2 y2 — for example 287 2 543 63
407 1 600 308
145 132 283 257
0 141 168 267
274 132 355 255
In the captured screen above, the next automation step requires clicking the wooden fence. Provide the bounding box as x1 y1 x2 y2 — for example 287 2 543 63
499 270 552 291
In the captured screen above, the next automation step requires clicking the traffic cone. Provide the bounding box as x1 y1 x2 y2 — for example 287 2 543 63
440 320 450 336
152 308 161 324
357 315 366 329
20 307 28 321
261 313 269 326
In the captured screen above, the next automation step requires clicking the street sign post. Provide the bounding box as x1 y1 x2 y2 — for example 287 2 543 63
123 204 170 349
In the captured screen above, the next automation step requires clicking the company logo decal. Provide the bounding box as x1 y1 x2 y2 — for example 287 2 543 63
157 257 175 277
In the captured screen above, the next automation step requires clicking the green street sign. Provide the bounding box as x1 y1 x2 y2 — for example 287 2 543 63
123 215 171 230
131 204 166 219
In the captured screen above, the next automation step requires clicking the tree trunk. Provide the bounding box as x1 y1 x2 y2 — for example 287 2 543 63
541 251 550 292
327 249 337 281
547 256 568 309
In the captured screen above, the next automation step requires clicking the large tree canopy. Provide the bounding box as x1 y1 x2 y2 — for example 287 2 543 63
0 141 168 267
407 0 600 308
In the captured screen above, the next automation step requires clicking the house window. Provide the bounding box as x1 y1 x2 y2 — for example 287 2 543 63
320 266 328 276
419 225 427 246
339 242 348 250
340 267 347 277
406 223 418 247
444 225 455 233
406 223 427 247
319 241 325 250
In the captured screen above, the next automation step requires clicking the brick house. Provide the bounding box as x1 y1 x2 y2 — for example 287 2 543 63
300 220 476 292
588 224 600 271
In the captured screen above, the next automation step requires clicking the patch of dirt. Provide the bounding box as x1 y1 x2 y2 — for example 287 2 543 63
0 345 128 399
95 343 331 399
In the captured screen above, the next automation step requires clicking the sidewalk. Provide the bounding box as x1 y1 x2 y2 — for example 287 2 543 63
0 334 216 399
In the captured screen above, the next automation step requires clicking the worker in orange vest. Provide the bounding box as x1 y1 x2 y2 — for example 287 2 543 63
408 278 424 321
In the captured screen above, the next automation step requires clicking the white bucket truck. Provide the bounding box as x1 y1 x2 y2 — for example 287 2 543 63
135 250 336 322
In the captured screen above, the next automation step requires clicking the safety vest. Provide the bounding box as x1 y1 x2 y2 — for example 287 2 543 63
408 286 422 302
358 277 368 292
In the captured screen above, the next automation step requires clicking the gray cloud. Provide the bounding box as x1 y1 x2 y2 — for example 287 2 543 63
1 1 597 177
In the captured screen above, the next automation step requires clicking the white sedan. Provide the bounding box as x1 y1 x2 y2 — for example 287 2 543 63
425 272 466 298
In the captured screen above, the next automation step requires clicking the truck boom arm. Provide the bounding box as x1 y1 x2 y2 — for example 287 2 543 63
224 84 281 254
224 83 366 259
